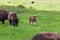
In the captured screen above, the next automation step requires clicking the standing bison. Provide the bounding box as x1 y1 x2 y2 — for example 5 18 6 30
8 12 19 26
0 9 9 24
29 16 37 25
32 32 60 40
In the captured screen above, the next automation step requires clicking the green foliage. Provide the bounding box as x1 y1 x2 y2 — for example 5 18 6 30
18 5 26 9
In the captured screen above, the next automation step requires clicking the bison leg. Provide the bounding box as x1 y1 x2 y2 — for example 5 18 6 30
34 20 37 24
15 19 19 26
32 20 37 25
2 20 5 24
12 21 16 26
12 22 16 26
9 20 12 25
29 20 34 25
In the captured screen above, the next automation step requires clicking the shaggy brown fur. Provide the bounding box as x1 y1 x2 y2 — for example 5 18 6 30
8 12 19 26
32 32 60 40
29 16 37 25
0 9 9 24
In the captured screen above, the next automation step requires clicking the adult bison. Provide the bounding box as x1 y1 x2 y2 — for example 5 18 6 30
32 32 60 40
29 16 37 25
0 9 9 24
8 12 19 26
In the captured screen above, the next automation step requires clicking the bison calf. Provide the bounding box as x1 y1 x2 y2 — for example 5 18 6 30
8 12 19 26
32 32 60 40
29 16 37 25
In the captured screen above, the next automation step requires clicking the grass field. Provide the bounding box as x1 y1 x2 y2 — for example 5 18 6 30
0 0 60 40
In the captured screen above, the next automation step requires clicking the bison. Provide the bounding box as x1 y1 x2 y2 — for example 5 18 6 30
32 32 60 40
8 12 19 26
29 16 37 25
0 9 9 24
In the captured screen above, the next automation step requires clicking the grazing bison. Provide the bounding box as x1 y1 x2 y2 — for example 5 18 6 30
29 16 37 25
0 9 9 24
32 32 60 40
8 12 19 26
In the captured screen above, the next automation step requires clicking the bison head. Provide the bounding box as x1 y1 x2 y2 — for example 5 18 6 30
12 18 19 26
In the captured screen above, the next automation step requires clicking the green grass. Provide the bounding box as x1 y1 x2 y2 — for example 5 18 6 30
0 0 59 40
0 6 59 40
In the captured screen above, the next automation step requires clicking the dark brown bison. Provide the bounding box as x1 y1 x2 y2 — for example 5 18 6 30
0 9 9 24
8 12 19 26
32 32 60 40
29 16 37 25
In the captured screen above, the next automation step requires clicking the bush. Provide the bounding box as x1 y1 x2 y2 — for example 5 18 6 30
18 5 26 9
